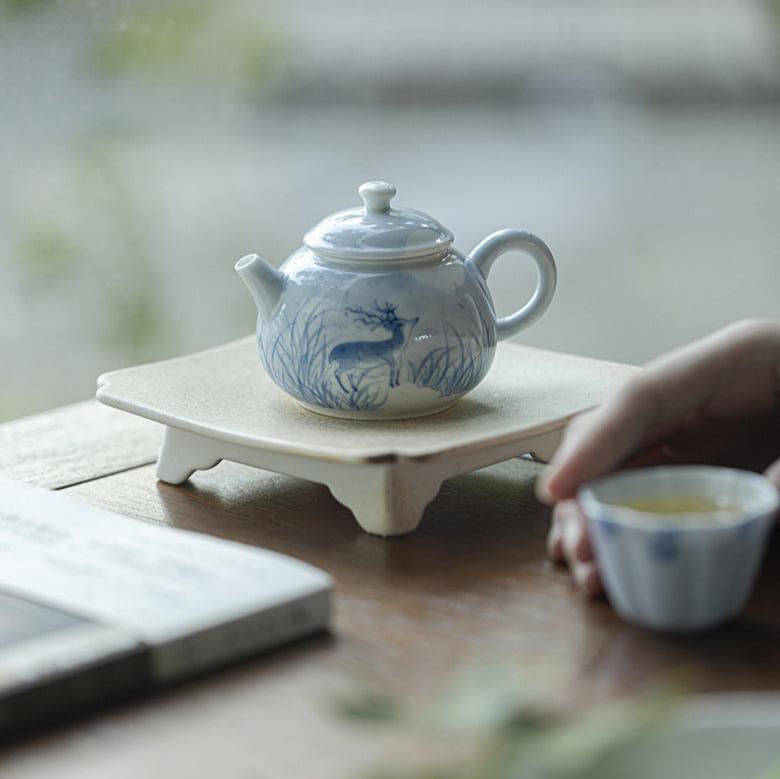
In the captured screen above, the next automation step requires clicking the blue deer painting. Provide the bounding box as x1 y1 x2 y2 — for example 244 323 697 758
329 302 419 393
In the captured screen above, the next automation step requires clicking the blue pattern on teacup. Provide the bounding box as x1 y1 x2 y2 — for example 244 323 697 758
598 518 621 539
650 529 680 563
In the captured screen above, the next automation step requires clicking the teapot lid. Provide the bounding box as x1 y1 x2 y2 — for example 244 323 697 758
303 181 453 262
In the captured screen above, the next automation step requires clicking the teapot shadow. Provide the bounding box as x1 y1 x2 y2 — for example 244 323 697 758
433 395 502 422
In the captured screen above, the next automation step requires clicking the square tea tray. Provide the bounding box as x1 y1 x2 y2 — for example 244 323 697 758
97 337 636 536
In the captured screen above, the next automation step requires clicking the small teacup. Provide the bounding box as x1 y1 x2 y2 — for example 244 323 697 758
579 466 779 632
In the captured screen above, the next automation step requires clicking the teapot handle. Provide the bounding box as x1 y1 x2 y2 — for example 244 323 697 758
466 229 557 341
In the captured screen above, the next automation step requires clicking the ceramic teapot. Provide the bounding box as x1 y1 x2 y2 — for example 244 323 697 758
236 181 556 420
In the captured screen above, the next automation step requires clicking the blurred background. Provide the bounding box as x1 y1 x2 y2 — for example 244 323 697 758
1 0 779 422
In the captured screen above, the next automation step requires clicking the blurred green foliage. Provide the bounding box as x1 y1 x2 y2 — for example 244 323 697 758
72 136 165 359
338 663 678 779
85 2 215 78
0 0 284 420
756 760 780 779
15 218 78 281
12 128 167 362
83 0 282 96
764 0 780 47
0 0 52 15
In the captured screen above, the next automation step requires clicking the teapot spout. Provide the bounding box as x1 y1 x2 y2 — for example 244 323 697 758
235 253 285 321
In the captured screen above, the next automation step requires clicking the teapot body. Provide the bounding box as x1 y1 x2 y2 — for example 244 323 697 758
256 248 497 419
237 181 557 420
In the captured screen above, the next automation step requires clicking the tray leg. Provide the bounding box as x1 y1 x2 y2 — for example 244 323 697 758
523 429 564 464
326 463 444 537
156 426 223 484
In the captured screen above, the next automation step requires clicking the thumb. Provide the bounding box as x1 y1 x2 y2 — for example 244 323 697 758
765 458 780 489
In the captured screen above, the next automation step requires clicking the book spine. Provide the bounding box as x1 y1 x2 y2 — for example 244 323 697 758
0 626 149 735
148 589 330 683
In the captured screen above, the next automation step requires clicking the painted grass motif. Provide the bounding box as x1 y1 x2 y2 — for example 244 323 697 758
260 302 389 411
261 299 495 411
406 303 494 397
405 323 491 397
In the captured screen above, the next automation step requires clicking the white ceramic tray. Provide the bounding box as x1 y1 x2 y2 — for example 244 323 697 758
97 337 636 536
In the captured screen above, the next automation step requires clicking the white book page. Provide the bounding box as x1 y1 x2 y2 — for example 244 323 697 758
0 477 331 645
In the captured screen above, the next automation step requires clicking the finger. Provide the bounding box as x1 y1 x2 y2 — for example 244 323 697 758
572 561 603 598
559 500 593 565
536 412 594 502
559 509 600 595
539 320 780 502
645 319 780 420
548 500 590 563
551 502 602 596
538 378 663 503
662 412 780 472
547 503 566 561
540 413 776 505
547 519 563 561
623 444 679 469
766 458 780 489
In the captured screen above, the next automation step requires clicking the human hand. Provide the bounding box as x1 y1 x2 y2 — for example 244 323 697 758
537 319 780 596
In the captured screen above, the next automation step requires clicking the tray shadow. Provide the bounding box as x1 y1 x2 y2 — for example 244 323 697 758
154 457 551 594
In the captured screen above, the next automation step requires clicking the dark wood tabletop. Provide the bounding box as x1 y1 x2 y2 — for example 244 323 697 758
1 400 779 778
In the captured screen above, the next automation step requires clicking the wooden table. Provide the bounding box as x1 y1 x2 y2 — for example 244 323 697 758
1 400 779 778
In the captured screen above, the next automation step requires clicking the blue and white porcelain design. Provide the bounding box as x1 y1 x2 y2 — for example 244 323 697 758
579 466 780 633
236 181 557 419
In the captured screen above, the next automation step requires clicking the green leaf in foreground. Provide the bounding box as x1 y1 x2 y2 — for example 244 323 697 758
335 691 403 725
337 663 680 779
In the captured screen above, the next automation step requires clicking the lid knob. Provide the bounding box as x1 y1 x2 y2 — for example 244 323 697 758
359 181 396 214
